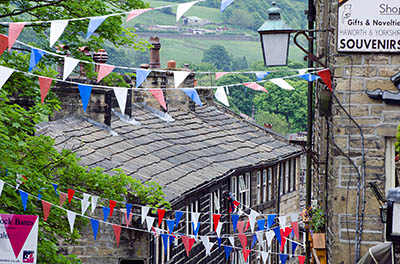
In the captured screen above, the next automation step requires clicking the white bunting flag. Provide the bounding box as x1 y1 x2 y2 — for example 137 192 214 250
298 68 309 75
256 231 265 250
81 193 91 215
270 78 295 91
229 236 235 247
63 57 79 81
0 66 14 89
146 216 155 232
289 212 299 222
50 20 68 47
248 209 258 233
91 195 99 214
67 210 76 233
141 206 150 224
216 221 222 237
192 212 200 229
0 179 4 196
215 87 229 107
174 71 191 89
176 1 198 22
200 236 214 256
261 251 269 264
278 215 287 228
113 88 128 114
266 231 275 248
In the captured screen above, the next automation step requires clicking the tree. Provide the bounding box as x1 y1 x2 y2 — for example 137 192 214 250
231 56 248 71
201 44 232 71
228 9 254 29
255 111 290 136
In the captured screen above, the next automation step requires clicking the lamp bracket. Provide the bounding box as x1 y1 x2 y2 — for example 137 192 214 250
293 31 328 68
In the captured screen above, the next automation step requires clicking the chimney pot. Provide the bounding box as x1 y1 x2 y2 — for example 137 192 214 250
167 60 176 69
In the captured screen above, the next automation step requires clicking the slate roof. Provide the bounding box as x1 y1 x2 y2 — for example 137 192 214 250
36 103 302 203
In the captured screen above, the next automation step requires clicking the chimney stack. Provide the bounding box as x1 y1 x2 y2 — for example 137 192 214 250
149 36 161 69
93 49 108 72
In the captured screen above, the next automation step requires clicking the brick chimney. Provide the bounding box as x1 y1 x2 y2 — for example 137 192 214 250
93 49 108 72
149 36 161 69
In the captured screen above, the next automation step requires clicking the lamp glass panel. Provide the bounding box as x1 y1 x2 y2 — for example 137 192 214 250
393 202 400 235
261 33 289 66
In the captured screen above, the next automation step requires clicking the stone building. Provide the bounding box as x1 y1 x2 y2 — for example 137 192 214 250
313 0 400 263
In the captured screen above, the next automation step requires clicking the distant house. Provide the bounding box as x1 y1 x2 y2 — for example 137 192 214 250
183 16 211 27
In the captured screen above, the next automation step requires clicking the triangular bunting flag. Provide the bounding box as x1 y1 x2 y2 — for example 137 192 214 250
169 234 175 246
261 252 269 264
78 84 92 112
113 88 128 114
256 231 264 250
217 237 222 248
266 231 275 248
232 214 239 233
124 210 133 227
318 69 332 91
41 200 51 221
125 203 133 220
267 214 276 230
37 189 43 202
0 34 8 56
181 235 195 257
146 216 155 232
0 180 4 196
157 208 166 227
215 86 229 107
292 242 298 254
113 225 121 246
216 221 222 237
38 77 52 104
237 221 245 234
215 72 229 80
52 183 59 196
224 245 232 259
63 57 79 80
91 196 99 214
221 0 234 12
243 248 251 262
200 236 213 256
298 255 306 264
126 8 153 22
161 234 169 256
298 68 308 75
278 216 287 228
243 82 268 93
67 210 76 233
67 189 75 204
280 254 288 264
176 1 198 22
149 89 167 110
270 78 295 91
29 48 46 72
0 66 14 89
244 220 250 232
174 71 191 88
86 16 108 39
109 200 117 217
3 215 37 258
272 227 282 246
8 23 26 52
175 211 184 227
166 219 175 233
291 221 299 240
180 88 202 106
255 71 269 81
50 20 68 47
141 206 149 224
97 64 115 83
228 236 235 247
280 227 293 252
90 218 99 240
213 214 221 233
102 207 110 222
81 193 91 215
257 219 266 231
238 233 247 249
298 73 319 82
289 212 299 223
59 192 67 207
19 190 28 211
136 69 151 88
192 212 201 236
251 234 257 248
248 209 258 233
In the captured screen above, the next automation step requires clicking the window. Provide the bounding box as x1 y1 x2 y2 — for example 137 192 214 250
263 169 267 202
285 161 290 193
385 138 400 193
290 159 296 192
187 200 199 235
279 163 284 195
257 171 261 204
231 176 237 201
268 167 273 201
210 189 220 231
239 173 251 208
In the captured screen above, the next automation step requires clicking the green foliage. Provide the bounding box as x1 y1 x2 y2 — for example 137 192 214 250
255 112 290 136
202 44 232 71
395 124 400 155
231 56 248 71
310 207 326 233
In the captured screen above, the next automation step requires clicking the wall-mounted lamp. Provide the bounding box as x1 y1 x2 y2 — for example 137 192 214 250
368 181 387 223
386 188 400 241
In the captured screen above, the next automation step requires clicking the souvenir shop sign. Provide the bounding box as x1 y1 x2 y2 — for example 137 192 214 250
0 214 39 263
338 0 400 52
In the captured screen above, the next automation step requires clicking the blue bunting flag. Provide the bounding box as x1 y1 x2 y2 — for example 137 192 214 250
29 48 45 72
90 219 99 240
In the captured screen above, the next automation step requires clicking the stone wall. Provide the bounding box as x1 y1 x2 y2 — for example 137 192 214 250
314 0 400 263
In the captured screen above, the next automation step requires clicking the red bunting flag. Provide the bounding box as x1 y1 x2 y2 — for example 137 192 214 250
0 34 8 56
59 192 67 207
280 227 293 252
158 209 166 227
213 214 221 232
291 221 299 240
243 82 268 93
238 233 247 249
244 220 250 232
67 189 75 204
149 89 167 110
181 236 195 256
126 8 153 22
237 221 245 234
97 64 115 83
8 23 26 52
41 200 51 221
112 225 121 246
318 69 332 91
38 77 53 104
243 248 251 262
298 256 305 264
124 210 133 227
109 200 117 217
216 72 229 80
